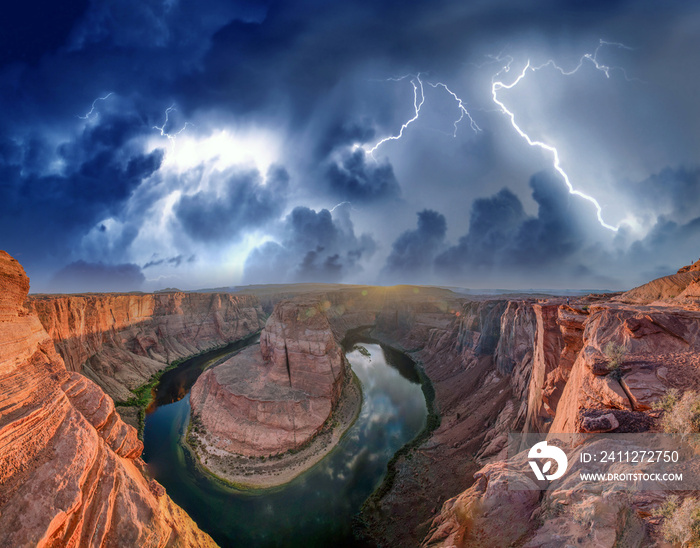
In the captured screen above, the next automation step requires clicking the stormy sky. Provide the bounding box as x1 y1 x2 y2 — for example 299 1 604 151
3 0 700 292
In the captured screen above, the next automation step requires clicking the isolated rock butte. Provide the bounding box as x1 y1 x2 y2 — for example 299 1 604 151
190 298 345 456
189 287 462 459
0 251 216 547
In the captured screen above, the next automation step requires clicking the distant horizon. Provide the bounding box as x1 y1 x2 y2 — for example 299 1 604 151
26 278 625 297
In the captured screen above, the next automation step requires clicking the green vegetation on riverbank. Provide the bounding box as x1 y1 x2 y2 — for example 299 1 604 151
114 362 179 437
115 332 261 437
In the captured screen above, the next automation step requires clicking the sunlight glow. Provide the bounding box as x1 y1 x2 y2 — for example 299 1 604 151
148 127 281 175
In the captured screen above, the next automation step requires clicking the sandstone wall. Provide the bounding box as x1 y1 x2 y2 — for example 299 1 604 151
0 251 216 547
189 287 466 459
190 297 345 457
29 291 266 401
422 298 700 548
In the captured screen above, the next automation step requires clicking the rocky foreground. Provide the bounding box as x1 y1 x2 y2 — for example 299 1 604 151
186 267 700 547
0 251 216 547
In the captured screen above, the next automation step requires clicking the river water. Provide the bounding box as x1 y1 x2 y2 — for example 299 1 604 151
142 339 427 547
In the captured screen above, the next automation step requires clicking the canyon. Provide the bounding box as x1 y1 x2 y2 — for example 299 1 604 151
188 297 363 487
2 248 699 546
29 288 266 429
190 298 348 459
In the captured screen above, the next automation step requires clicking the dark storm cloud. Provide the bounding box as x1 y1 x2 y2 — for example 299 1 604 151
436 188 526 270
49 261 145 293
630 166 700 225
624 215 700 281
0 1 89 66
510 173 586 265
312 119 401 204
2 0 699 290
186 0 645 120
314 120 376 161
174 165 289 242
143 254 195 269
434 172 585 280
325 150 401 203
0 110 163 273
383 210 447 281
243 207 375 283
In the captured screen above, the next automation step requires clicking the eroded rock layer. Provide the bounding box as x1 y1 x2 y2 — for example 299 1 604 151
190 298 345 456
0 250 216 547
418 286 700 546
29 290 266 401
6 248 700 547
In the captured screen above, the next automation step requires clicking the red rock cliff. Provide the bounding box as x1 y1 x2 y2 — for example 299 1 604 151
421 287 700 548
0 251 216 547
190 297 346 457
29 290 266 401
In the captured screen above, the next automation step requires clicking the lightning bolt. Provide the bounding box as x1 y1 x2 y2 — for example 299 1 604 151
491 40 634 231
366 75 426 157
77 92 113 120
536 39 638 81
366 74 481 155
153 104 193 144
426 82 481 135
329 201 352 212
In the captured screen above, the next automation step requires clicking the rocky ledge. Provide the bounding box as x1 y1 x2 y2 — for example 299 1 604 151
0 251 216 547
188 297 362 487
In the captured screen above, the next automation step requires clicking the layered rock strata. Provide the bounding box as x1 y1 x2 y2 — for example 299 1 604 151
29 291 266 402
617 258 700 306
278 280 699 547
420 264 700 547
0 251 216 547
190 298 346 457
5 249 700 547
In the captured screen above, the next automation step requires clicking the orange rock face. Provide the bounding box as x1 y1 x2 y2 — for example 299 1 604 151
420 294 700 548
0 251 216 547
29 290 266 401
190 297 345 456
189 286 464 460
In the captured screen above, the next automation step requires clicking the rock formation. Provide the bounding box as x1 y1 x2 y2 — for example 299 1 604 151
416 267 700 548
0 251 216 547
190 298 346 457
617 257 700 305
29 290 266 402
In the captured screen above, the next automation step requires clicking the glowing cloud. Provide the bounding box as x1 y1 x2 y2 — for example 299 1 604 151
148 126 282 176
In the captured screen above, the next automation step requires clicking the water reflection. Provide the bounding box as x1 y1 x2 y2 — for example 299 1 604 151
143 342 427 547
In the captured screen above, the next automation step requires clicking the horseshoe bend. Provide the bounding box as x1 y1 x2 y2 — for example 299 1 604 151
3 249 700 546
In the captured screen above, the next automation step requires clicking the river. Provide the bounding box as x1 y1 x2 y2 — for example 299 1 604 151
142 338 427 547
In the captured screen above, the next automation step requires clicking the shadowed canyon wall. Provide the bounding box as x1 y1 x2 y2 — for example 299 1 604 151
29 291 266 402
422 264 700 548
